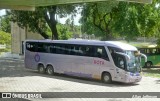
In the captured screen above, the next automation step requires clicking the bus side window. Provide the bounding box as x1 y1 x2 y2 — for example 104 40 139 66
56 44 65 54
139 49 145 54
50 45 56 53
153 49 156 54
44 43 50 53
26 42 36 52
149 49 153 54
64 45 70 55
156 49 160 54
70 46 76 55
94 47 109 61
116 56 125 69
37 43 49 53
74 46 80 56
79 46 86 56
85 46 94 57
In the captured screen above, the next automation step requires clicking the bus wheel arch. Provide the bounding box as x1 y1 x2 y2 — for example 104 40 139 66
145 61 153 68
101 72 112 83
38 63 45 74
46 64 54 75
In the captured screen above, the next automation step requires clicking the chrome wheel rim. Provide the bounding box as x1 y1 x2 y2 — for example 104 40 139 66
146 62 151 67
39 66 44 73
104 75 109 82
47 67 53 74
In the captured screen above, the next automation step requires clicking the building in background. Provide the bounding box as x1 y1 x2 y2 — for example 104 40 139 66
11 22 44 55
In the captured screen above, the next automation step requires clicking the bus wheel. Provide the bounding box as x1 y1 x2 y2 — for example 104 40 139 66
46 65 54 75
102 72 112 83
145 61 152 68
38 64 45 74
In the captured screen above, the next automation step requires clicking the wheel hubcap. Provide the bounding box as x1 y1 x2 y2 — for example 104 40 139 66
39 67 44 72
147 63 151 67
104 75 109 82
48 68 53 74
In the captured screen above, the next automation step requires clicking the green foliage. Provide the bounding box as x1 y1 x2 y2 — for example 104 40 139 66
46 23 80 40
80 0 160 41
0 15 11 33
8 7 50 39
7 4 78 39
0 31 11 45
80 1 119 40
57 23 73 40
113 1 160 41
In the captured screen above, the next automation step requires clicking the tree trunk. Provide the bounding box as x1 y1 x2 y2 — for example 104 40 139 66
37 27 50 39
51 22 58 40
49 6 58 40
44 6 58 40
102 28 113 40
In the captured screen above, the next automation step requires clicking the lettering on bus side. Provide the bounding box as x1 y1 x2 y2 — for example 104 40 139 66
94 60 104 65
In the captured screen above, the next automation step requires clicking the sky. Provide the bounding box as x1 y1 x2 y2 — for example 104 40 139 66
0 9 81 25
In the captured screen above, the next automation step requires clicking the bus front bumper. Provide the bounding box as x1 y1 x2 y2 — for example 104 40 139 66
125 73 142 83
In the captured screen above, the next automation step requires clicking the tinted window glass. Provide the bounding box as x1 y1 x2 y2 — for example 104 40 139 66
139 48 160 55
108 46 123 53
57 45 65 54
108 46 123 61
26 42 37 52
114 54 126 70
94 46 109 61
37 43 49 53
26 42 109 60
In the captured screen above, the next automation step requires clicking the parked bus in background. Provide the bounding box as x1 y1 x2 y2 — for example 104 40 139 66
24 40 147 83
138 46 160 68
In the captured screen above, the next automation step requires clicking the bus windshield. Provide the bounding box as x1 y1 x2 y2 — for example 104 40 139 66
125 51 141 73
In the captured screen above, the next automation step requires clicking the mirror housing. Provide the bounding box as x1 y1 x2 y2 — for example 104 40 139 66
140 53 147 62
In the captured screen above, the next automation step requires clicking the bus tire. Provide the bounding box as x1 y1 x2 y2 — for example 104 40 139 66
38 64 45 74
145 61 153 68
46 65 54 75
102 72 112 83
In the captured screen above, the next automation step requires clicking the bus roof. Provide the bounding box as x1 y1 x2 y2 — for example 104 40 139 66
25 39 137 51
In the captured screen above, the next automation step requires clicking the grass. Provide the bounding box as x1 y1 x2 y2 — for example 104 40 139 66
142 68 160 78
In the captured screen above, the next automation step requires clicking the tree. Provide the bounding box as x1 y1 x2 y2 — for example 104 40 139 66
0 15 11 33
113 1 160 41
80 0 160 41
8 4 78 40
57 24 73 40
80 1 119 40
0 31 11 45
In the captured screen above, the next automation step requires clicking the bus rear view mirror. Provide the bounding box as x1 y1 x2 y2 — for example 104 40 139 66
140 53 147 62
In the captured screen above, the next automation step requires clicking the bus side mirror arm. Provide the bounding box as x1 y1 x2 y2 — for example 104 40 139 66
141 53 147 62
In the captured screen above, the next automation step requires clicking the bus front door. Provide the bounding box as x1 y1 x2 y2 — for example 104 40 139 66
114 54 127 82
